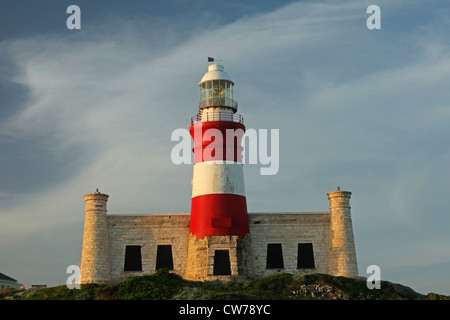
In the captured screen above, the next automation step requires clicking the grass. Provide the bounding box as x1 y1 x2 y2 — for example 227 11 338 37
2 269 446 300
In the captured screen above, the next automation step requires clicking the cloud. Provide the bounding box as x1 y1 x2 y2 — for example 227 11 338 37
0 0 448 292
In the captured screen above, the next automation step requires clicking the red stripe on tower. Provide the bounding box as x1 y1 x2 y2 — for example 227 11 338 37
189 61 249 239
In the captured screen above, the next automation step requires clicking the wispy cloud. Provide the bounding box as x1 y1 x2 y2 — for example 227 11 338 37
0 0 449 292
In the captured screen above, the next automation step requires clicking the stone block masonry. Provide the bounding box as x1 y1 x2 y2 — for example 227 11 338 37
107 214 190 282
248 213 331 278
327 189 358 277
185 233 254 281
80 190 111 284
80 188 358 283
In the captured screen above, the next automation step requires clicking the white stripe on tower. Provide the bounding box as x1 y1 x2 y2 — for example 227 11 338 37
191 161 246 198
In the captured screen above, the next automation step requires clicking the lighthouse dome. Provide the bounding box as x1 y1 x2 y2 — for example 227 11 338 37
199 63 234 85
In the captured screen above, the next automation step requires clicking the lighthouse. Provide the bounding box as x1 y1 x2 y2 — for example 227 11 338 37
79 59 359 284
189 61 249 239
185 60 253 280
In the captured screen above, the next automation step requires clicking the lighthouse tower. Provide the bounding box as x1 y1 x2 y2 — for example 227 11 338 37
185 60 253 280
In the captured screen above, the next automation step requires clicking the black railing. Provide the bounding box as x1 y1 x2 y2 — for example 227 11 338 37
191 112 244 125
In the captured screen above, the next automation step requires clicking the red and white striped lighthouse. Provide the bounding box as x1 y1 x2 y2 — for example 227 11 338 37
189 61 249 239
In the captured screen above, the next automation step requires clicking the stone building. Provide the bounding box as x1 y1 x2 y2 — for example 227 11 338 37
80 62 358 284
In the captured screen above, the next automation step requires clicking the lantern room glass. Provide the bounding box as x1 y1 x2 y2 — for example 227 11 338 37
200 80 233 108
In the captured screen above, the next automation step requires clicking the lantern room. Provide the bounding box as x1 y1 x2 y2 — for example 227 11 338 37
199 63 237 112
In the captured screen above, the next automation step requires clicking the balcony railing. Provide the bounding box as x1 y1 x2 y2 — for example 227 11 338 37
191 112 244 125
199 97 238 111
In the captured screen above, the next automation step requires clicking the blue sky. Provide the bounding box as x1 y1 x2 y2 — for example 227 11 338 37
0 0 449 295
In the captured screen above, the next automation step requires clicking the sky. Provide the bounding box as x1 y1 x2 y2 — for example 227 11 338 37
0 0 449 295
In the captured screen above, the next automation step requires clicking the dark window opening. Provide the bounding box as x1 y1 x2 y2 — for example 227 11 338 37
213 250 231 275
297 243 315 269
124 245 142 271
266 243 284 269
156 245 174 270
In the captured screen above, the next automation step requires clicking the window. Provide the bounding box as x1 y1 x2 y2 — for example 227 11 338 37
156 245 174 271
297 243 315 269
124 245 142 271
266 243 284 269
213 250 231 275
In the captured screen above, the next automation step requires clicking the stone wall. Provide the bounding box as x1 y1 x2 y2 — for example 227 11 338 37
106 214 190 282
81 208 358 283
248 212 331 277
185 233 254 281
95 212 336 282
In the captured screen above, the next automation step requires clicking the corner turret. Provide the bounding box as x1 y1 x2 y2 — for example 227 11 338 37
80 189 112 283
327 187 358 277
